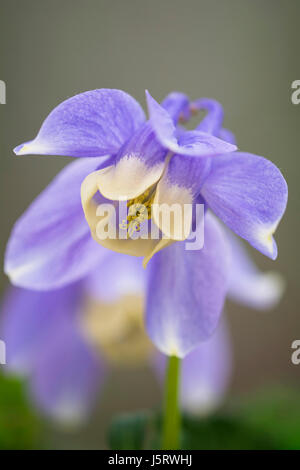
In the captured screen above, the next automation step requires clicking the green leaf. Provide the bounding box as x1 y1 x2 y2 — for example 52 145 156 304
234 387 300 450
107 387 300 450
0 371 41 449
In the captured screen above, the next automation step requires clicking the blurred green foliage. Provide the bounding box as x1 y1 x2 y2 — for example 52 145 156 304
0 372 299 450
109 411 151 450
232 387 300 450
0 371 41 449
108 387 300 450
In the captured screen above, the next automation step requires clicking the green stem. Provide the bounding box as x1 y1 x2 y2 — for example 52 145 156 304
162 355 181 450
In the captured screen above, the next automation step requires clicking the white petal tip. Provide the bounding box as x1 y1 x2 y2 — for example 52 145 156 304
13 139 49 156
255 222 280 260
256 272 285 310
14 143 30 155
49 402 87 427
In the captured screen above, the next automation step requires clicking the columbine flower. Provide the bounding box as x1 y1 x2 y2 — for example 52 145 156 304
1 252 146 423
1 241 284 423
5 89 287 358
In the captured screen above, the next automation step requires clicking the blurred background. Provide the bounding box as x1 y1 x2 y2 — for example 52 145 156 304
0 0 299 449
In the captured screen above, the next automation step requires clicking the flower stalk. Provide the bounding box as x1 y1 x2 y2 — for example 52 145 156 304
162 355 181 450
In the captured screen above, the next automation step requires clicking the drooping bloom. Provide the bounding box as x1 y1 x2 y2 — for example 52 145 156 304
0 239 284 422
1 252 147 423
5 89 287 358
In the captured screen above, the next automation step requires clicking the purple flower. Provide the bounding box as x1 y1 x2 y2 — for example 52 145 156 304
1 252 147 423
0 242 283 423
5 89 287 357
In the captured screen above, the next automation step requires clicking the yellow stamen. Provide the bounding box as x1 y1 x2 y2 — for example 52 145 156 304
119 188 155 237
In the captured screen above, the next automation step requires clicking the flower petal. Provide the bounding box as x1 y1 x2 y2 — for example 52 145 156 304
160 92 190 122
201 152 288 259
5 158 107 290
146 90 237 157
95 152 166 201
227 230 285 309
192 98 237 146
0 283 103 424
14 89 145 157
97 112 171 200
218 128 237 145
81 168 170 260
85 251 146 303
177 130 237 157
94 94 191 201
30 311 103 424
145 212 230 357
195 98 224 136
180 320 232 415
152 154 209 240
0 283 81 374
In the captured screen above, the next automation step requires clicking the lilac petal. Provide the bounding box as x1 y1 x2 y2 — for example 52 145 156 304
218 128 237 145
177 130 237 157
5 158 107 290
180 320 232 415
161 92 190 122
201 152 288 259
30 313 103 424
95 118 170 201
115 92 191 173
96 91 191 201
0 283 81 374
193 99 236 147
160 153 210 195
14 89 145 157
152 154 210 240
115 120 167 170
85 251 145 303
195 98 224 136
145 212 230 358
227 230 285 309
146 90 237 157
0 282 103 424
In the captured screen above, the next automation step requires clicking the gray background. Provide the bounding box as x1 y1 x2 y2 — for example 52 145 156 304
0 0 299 448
